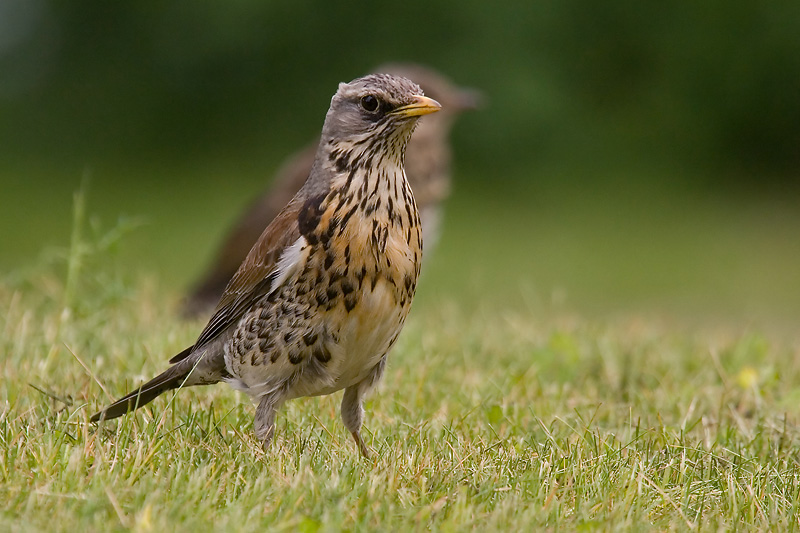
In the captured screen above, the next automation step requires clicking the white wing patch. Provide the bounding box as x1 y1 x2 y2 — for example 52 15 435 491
269 236 309 296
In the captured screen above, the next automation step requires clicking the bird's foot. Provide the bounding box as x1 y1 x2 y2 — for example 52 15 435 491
351 430 371 459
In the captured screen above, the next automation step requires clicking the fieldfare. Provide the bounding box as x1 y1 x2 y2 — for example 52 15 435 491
91 74 441 457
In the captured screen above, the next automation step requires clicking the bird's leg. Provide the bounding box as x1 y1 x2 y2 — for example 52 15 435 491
341 386 370 458
254 395 281 451
341 357 386 458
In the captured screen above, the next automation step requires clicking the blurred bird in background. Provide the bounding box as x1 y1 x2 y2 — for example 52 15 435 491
183 63 480 317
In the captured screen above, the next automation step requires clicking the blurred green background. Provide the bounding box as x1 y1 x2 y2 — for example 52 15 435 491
2 1 799 323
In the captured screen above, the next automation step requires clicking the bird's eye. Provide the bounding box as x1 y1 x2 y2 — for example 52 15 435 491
360 95 380 112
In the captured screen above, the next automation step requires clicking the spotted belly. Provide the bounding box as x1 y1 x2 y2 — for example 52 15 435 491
314 276 408 394
224 268 411 402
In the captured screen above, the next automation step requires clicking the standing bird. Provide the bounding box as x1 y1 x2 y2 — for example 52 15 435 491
91 74 441 457
183 64 479 316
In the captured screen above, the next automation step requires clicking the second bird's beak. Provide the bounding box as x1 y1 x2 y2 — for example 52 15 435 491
389 95 442 117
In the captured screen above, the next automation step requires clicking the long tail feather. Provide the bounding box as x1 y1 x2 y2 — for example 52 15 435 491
90 366 189 422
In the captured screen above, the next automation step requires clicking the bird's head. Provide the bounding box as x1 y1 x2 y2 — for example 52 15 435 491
320 74 441 153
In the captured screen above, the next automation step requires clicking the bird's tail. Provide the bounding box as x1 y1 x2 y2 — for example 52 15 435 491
90 347 196 422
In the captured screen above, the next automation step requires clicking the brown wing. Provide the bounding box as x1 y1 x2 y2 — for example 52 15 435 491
171 196 304 363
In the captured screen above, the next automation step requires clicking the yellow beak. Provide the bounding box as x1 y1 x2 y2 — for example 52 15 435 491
389 95 442 117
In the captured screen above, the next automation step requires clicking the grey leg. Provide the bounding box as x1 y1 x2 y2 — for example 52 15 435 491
341 357 386 458
341 386 369 457
254 395 282 450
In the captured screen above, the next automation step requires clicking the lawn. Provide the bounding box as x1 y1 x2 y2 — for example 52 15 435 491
2 178 800 531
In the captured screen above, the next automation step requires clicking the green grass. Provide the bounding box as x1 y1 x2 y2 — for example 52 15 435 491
3 192 800 531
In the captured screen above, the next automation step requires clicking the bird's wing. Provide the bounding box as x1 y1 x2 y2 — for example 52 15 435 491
171 197 307 363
